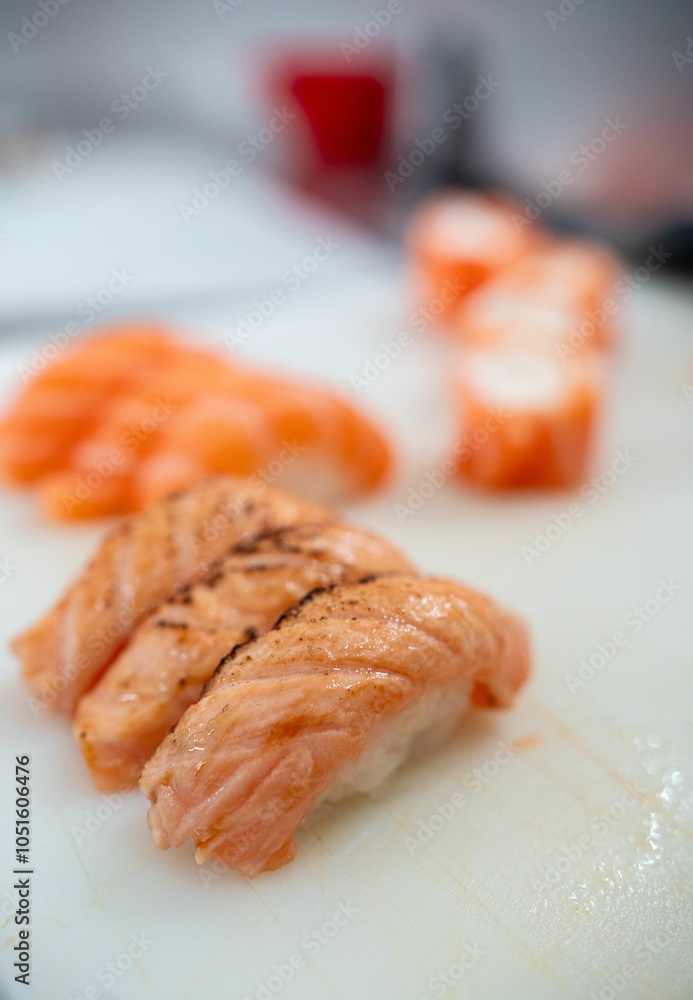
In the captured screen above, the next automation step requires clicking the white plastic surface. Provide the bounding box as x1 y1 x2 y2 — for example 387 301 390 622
0 276 692 1000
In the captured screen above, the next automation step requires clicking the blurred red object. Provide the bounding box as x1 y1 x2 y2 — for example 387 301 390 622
264 52 394 226
289 73 389 167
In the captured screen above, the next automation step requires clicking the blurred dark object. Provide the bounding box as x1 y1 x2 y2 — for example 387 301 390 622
632 222 693 276
378 30 485 237
410 32 479 190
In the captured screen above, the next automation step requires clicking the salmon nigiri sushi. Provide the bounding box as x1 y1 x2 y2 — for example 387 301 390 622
13 476 335 715
140 575 530 877
74 522 414 790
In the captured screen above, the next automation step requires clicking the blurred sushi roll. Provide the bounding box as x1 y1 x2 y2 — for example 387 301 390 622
451 347 605 490
407 189 543 325
456 239 622 356
455 293 588 360
447 229 621 489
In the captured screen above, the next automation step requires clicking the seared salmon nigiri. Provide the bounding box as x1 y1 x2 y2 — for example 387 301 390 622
140 575 530 878
75 522 414 790
14 476 334 715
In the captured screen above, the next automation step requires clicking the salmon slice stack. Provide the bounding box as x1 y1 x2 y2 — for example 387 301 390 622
74 522 414 790
0 325 394 519
407 190 542 325
13 476 334 715
452 348 605 489
140 575 530 877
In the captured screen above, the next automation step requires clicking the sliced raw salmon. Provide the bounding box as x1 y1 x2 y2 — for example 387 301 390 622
75 522 414 790
13 476 335 715
0 325 179 483
1 325 394 517
39 469 135 520
131 395 278 508
140 574 530 877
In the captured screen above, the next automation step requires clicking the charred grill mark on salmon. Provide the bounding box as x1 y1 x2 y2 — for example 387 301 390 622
72 522 413 789
13 476 335 715
139 574 530 878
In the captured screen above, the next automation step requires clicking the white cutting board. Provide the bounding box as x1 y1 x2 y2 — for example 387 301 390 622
0 275 692 1000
